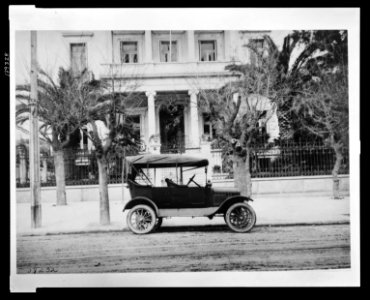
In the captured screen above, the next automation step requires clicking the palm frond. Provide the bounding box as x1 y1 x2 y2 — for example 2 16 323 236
16 115 30 125
38 68 59 92
16 84 31 92
15 94 30 103
15 103 30 116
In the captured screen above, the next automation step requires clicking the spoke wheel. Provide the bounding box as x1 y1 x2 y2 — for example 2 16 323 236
127 205 156 234
225 202 256 233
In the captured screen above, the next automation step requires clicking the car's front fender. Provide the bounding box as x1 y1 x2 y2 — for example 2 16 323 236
228 195 253 202
123 196 159 215
213 195 253 215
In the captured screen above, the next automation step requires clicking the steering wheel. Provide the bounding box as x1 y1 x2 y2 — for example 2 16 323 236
186 174 201 188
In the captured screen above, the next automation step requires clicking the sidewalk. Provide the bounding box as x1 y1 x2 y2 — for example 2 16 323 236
16 192 350 236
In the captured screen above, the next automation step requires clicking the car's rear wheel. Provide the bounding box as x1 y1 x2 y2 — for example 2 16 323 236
225 202 256 233
126 204 156 234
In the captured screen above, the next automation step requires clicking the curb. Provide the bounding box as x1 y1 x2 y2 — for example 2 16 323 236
17 220 350 237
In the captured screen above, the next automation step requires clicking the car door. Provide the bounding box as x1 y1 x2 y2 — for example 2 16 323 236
168 186 207 208
151 187 172 208
168 186 189 208
186 187 207 208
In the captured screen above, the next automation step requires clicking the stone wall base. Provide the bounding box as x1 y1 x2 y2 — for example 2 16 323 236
15 175 350 203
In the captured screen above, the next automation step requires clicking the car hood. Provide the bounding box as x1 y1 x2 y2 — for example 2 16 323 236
212 187 241 195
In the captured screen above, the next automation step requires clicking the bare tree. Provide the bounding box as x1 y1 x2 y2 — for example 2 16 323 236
292 67 349 199
198 31 348 198
198 43 281 197
77 67 141 225
280 30 349 199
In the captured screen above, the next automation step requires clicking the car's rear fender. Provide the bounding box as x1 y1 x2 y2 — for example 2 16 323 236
213 195 253 215
123 197 159 215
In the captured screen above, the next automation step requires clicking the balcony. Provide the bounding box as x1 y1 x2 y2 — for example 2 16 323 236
100 61 241 80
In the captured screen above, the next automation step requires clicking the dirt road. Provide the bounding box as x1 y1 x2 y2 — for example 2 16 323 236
17 224 350 273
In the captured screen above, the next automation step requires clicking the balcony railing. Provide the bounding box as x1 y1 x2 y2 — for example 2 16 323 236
100 61 240 80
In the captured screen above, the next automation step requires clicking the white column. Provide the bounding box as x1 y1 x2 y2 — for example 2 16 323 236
88 136 93 151
187 30 195 62
224 30 231 60
146 91 160 153
80 129 84 150
145 30 153 63
188 89 200 149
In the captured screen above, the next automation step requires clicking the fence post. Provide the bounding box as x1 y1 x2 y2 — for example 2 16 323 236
40 153 47 183
201 142 213 179
19 151 27 184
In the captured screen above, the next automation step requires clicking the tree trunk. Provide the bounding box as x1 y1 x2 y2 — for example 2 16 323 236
245 150 252 197
97 155 110 225
53 150 67 206
233 152 252 197
332 146 344 199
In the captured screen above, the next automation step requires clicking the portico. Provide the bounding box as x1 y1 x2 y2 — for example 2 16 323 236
101 30 244 154
145 90 201 154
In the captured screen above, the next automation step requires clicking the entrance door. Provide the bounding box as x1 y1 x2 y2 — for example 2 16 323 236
159 104 185 153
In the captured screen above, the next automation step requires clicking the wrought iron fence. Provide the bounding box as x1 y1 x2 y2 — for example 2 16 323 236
16 149 126 188
210 141 349 180
16 142 349 188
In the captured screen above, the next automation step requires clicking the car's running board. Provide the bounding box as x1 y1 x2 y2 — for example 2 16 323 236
158 207 218 218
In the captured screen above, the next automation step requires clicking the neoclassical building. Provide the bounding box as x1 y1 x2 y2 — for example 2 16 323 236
16 30 280 156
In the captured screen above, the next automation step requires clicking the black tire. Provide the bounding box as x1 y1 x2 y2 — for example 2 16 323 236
154 217 163 231
126 204 156 234
225 202 256 233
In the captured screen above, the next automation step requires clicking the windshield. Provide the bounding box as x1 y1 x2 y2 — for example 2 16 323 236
130 165 208 187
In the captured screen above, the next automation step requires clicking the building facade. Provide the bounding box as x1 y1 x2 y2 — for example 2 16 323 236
16 30 280 156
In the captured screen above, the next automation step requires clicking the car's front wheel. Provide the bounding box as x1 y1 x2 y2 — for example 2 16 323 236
126 204 157 234
225 202 256 233
154 217 163 230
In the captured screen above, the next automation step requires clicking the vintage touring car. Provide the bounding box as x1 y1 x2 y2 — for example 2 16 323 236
123 154 256 234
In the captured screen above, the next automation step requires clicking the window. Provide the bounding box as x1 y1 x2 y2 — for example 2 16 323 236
249 39 264 65
202 114 216 141
128 115 141 142
70 43 87 76
257 110 268 135
199 41 216 61
81 128 88 150
120 41 138 63
159 41 177 62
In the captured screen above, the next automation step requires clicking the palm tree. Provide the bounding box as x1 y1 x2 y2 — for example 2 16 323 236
263 30 348 141
16 67 105 205
264 30 349 198
199 30 348 197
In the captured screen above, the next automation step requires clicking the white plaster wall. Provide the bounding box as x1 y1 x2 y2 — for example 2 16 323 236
14 30 285 150
236 31 268 63
15 30 288 85
15 30 112 85
236 94 280 141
